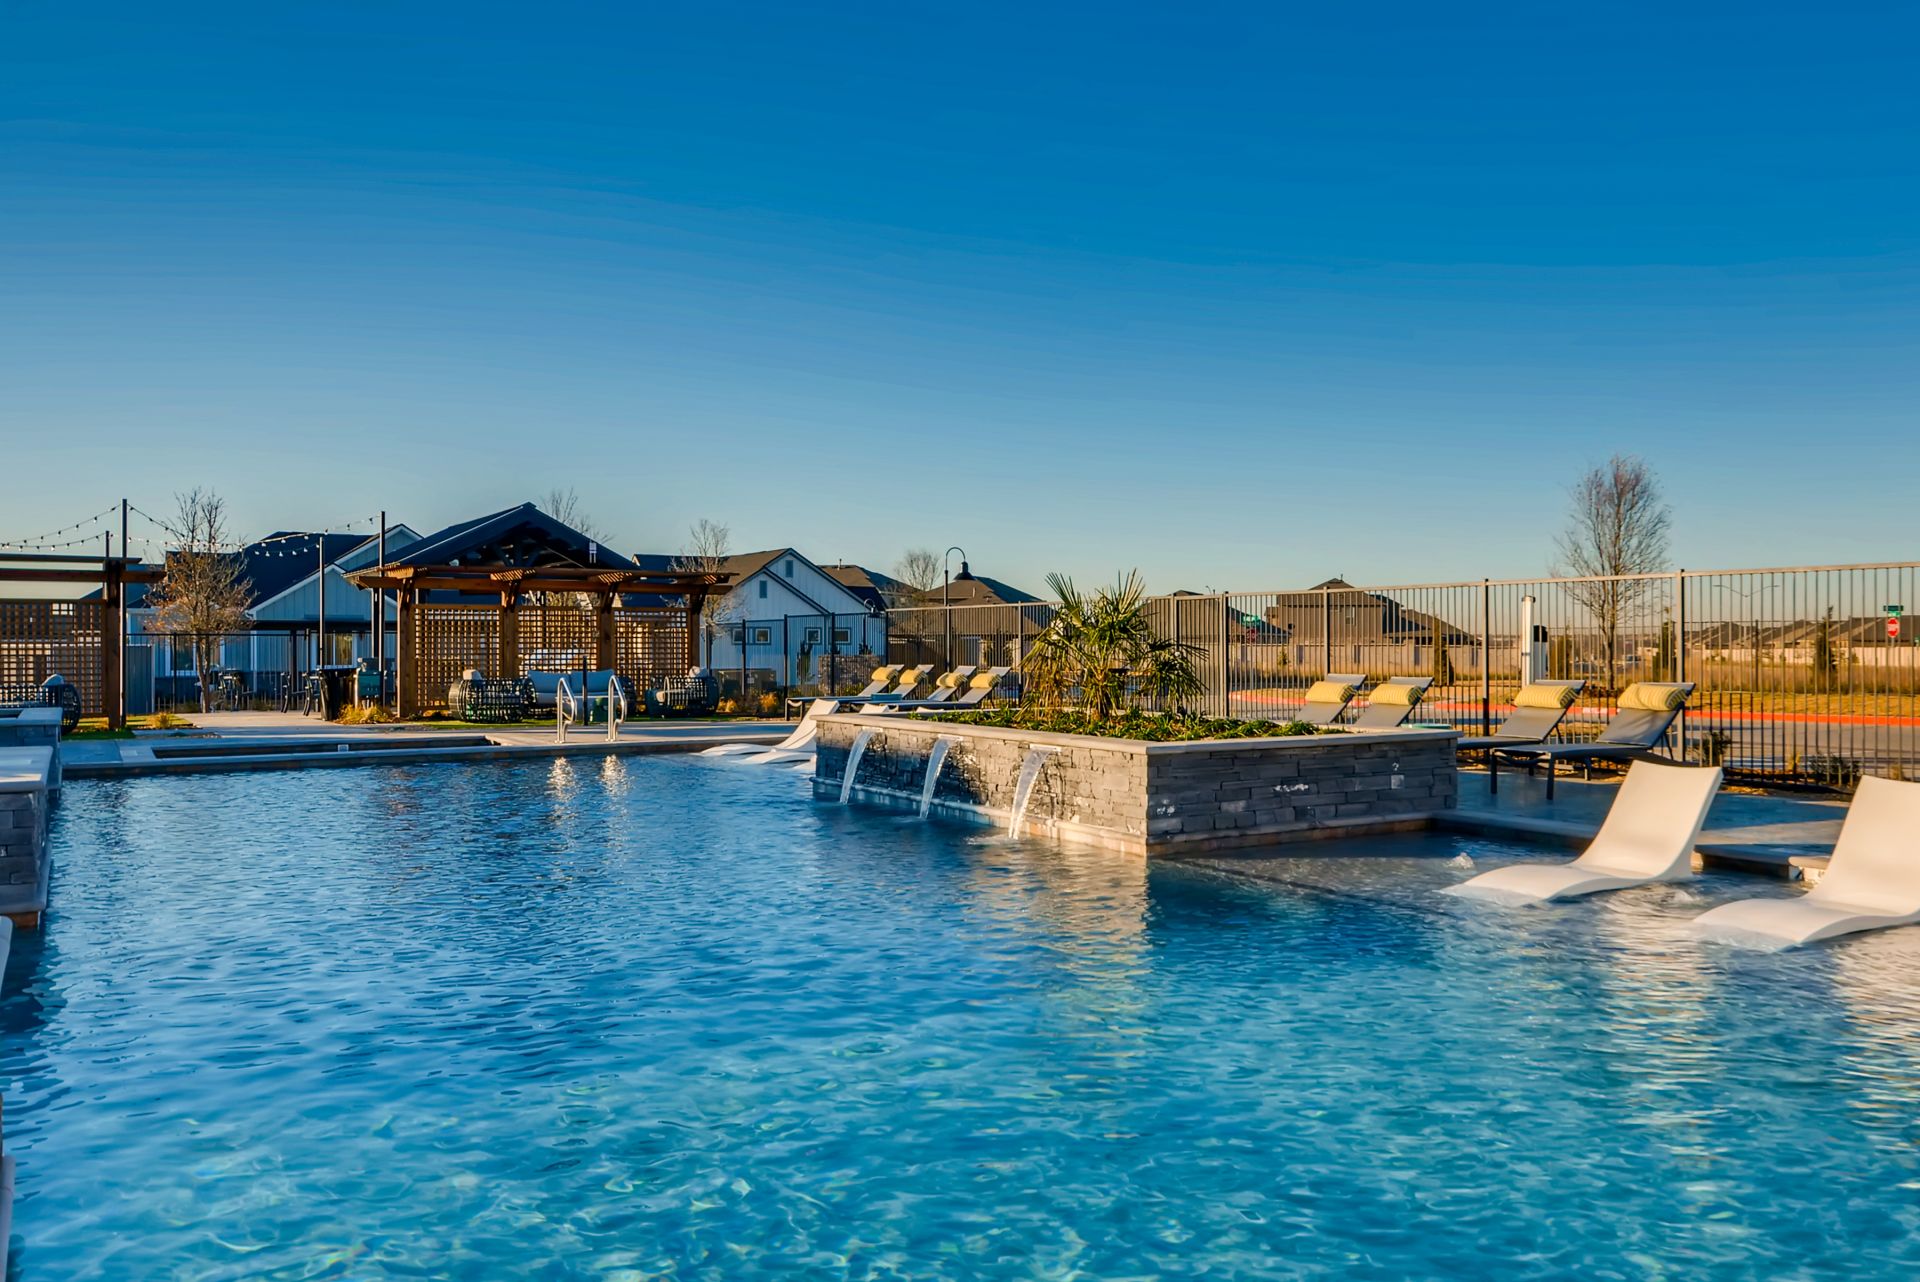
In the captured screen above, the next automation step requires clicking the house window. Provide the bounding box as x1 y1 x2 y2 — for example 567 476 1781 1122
732 625 746 644
805 628 822 644
783 559 794 578
758 580 768 600
753 628 772 645
834 628 851 644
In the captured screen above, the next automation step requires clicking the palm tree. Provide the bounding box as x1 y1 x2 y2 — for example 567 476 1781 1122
1022 571 1205 718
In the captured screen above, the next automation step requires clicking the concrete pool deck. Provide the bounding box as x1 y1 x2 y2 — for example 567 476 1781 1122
1443 768 1844 879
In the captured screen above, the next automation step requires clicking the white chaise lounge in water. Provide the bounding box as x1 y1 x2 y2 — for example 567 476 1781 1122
1444 760 1723 904
1690 776 1920 948
698 698 842 758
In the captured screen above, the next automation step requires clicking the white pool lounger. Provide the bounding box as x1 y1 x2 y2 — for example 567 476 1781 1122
1444 760 1723 904
1691 776 1920 948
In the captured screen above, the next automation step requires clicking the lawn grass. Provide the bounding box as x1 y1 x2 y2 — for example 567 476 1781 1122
68 713 196 740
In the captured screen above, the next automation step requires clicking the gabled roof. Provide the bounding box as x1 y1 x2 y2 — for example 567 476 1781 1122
393 503 633 571
241 532 374 605
1266 577 1473 642
630 546 882 617
921 574 1041 607
820 564 909 611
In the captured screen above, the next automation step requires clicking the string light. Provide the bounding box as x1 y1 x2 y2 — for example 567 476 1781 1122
131 507 382 556
0 502 118 551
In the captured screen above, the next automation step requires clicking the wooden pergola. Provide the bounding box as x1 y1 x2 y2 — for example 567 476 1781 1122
0 553 164 729
345 562 730 717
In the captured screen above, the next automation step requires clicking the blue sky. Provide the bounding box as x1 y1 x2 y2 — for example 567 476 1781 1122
3 1 1916 592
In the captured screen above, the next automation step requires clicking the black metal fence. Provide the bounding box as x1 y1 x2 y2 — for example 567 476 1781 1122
705 612 890 711
890 562 1920 786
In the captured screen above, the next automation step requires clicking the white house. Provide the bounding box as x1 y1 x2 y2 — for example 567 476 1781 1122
632 548 887 691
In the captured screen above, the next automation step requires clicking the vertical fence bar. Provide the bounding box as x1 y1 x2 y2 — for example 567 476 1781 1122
1479 579 1492 736
1674 570 1687 759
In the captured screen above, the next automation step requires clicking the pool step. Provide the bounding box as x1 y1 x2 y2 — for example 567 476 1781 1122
148 736 494 760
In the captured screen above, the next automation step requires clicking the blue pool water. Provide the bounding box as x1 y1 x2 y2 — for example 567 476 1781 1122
6 756 1920 1279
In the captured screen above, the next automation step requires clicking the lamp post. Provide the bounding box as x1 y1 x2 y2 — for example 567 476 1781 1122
943 546 974 669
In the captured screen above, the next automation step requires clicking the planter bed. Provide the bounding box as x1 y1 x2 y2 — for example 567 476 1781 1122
815 712 1458 857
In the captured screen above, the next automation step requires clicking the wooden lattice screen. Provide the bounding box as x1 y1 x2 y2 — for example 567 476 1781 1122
411 605 498 712
520 604 597 674
618 608 687 693
0 599 106 714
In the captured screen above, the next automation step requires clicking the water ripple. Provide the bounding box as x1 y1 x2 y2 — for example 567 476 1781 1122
3 762 1917 1279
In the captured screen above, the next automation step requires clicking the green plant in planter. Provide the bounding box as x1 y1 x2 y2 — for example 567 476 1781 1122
1022 571 1206 718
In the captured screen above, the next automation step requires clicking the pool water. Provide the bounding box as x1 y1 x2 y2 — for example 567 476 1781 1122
7 756 1920 1279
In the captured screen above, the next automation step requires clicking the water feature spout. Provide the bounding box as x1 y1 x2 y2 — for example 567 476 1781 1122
839 728 877 804
918 736 960 818
1007 745 1059 837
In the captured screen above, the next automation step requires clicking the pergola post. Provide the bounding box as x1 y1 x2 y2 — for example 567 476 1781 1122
102 559 126 729
595 592 617 673
499 588 521 681
685 591 706 671
396 587 418 719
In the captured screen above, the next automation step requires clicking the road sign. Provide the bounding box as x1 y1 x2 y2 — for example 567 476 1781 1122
1888 605 1905 616
1890 617 1903 639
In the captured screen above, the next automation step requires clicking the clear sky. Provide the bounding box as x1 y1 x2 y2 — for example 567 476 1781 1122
3 1 1916 593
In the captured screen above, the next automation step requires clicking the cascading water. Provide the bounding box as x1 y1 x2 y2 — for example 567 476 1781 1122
838 728 877 804
1006 746 1059 837
918 736 960 818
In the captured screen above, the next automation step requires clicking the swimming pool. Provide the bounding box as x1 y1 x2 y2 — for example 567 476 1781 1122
6 755 1918 1279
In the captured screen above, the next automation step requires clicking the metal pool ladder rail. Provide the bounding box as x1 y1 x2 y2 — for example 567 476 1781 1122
556 676 625 744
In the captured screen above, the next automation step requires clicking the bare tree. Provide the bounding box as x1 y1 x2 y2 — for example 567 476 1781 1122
148 489 253 713
671 519 735 666
1555 454 1672 691
542 487 605 542
889 547 941 608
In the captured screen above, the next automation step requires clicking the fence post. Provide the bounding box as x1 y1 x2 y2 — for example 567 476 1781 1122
1480 578 1492 736
1217 594 1230 718
1675 570 1687 759
1321 586 1331 677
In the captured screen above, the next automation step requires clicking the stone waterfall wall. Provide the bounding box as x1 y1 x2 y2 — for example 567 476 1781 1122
815 715 1457 856
0 707 62 925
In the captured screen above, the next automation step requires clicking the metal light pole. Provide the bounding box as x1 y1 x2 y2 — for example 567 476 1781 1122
943 546 974 669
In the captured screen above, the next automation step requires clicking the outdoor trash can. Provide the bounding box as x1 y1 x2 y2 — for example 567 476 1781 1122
317 666 357 720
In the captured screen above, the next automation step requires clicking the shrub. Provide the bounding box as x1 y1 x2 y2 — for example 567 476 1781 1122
921 707 1327 743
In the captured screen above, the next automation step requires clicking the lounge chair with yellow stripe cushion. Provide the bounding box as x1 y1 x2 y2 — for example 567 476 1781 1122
1349 676 1434 730
1293 674 1366 727
1490 682 1695 799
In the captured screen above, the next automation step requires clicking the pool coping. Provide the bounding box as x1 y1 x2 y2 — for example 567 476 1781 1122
61 728 791 780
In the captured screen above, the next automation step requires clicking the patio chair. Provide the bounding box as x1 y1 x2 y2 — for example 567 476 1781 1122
1348 676 1434 730
871 667 1014 713
1690 776 1920 948
1458 681 1586 789
1291 674 1367 727
1445 760 1723 904
915 666 980 705
849 665 903 699
1489 682 1695 799
861 664 935 705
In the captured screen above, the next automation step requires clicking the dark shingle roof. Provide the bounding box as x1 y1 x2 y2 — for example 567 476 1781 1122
393 503 633 571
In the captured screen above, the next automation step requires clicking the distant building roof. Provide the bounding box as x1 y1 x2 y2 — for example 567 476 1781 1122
819 564 910 611
922 574 1041 607
394 503 633 571
241 532 376 606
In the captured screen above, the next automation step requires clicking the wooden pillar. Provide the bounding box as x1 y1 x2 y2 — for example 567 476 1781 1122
499 589 521 680
396 587 418 719
595 592 617 673
102 561 126 729
685 592 705 670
